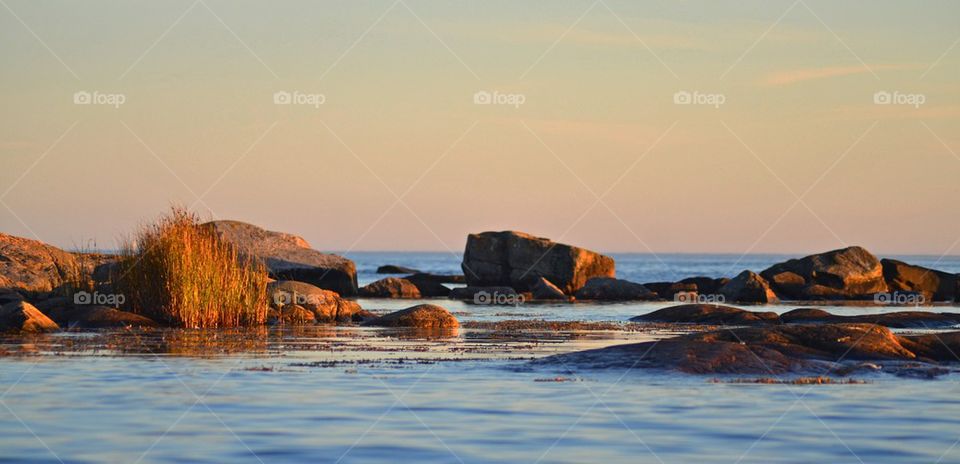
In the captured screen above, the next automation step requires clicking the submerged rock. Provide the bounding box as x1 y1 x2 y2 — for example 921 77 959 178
363 304 459 329
461 231 614 294
359 277 421 298
760 246 887 300
267 280 360 323
881 259 957 302
205 220 358 296
574 277 657 301
632 304 778 325
0 301 59 333
719 271 778 303
377 265 420 274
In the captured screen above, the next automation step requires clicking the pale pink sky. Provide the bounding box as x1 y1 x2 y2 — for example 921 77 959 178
1 1 958 255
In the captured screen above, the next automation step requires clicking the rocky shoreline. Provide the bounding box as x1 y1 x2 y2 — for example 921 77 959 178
3 221 960 378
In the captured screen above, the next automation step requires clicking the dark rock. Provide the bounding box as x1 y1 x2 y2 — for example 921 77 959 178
351 309 379 324
0 292 24 305
205 220 358 296
760 246 887 300
402 273 454 297
0 301 58 333
531 277 566 300
644 282 698 300
267 280 361 323
363 304 459 329
461 231 614 294
403 273 465 284
631 304 779 325
574 277 657 301
679 276 730 295
780 308 960 328
449 286 522 304
539 323 916 374
882 259 957 302
359 277 421 298
377 265 420 274
53 306 158 329
719 271 778 303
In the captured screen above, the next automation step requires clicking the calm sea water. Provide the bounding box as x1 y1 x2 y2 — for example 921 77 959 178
3 253 960 463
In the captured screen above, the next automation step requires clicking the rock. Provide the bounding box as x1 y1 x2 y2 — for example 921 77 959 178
0 233 82 296
403 273 465 284
780 308 960 328
267 280 360 323
359 278 422 298
574 277 657 301
719 271 778 303
881 259 957 302
531 277 566 300
363 304 459 329
461 231 614 294
277 305 316 325
0 301 58 333
760 246 887 300
643 282 698 301
402 274 452 297
679 276 730 295
205 220 358 296
631 304 779 325
0 292 24 305
52 306 158 329
351 309 379 324
377 265 420 274
449 286 522 304
539 323 917 375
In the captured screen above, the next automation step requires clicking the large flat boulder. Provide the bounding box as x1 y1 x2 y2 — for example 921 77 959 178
632 304 779 325
760 246 887 300
363 304 459 329
267 280 360 323
461 231 614 294
0 301 59 333
881 259 957 302
205 221 357 295
0 233 82 296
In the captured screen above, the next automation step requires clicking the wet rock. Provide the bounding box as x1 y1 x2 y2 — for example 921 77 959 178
267 280 360 323
574 277 657 301
402 273 454 297
631 304 779 325
0 233 82 296
359 277 421 298
881 259 957 302
679 276 730 295
377 265 421 274
52 306 158 329
531 277 566 300
461 231 614 294
760 246 887 300
0 301 59 333
719 271 778 303
205 220 358 296
780 308 960 328
363 304 459 329
540 323 916 375
351 309 379 324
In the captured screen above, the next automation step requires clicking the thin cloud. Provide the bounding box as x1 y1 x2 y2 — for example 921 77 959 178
761 64 921 86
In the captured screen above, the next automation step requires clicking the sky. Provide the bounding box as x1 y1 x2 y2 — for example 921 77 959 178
1 0 958 256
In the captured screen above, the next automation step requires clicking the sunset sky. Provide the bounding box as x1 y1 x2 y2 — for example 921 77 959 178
1 0 958 255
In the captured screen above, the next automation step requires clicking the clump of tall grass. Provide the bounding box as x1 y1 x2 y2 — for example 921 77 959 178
113 207 269 328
